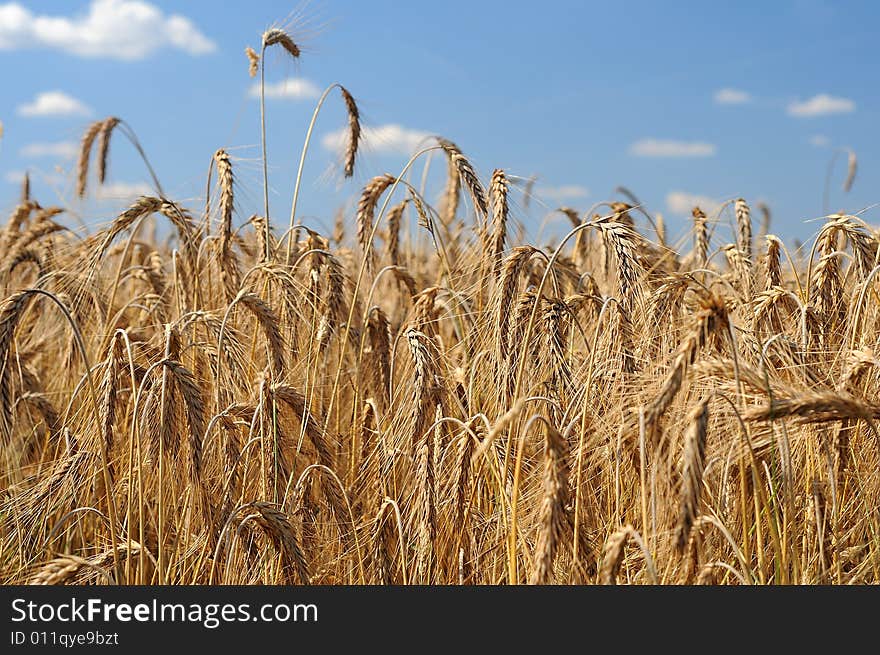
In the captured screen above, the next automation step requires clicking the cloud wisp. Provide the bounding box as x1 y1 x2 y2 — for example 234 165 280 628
787 94 855 117
95 181 152 199
666 191 721 216
0 0 216 60
4 170 25 184
630 139 716 158
322 123 432 155
18 91 92 117
714 88 751 105
249 79 322 101
534 185 590 202
20 141 78 159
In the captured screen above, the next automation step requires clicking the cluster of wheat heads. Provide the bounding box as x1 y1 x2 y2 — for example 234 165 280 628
2 32 879 587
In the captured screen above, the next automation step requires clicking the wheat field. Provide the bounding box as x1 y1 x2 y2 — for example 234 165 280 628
1 27 878 586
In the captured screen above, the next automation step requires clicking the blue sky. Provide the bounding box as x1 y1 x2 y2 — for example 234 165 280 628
0 0 877 245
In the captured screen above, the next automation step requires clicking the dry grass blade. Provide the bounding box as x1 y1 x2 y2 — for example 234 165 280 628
97 117 121 185
357 174 396 274
763 235 783 289
214 149 234 238
163 359 206 478
600 525 633 585
215 149 240 297
692 207 709 268
315 254 346 352
414 416 435 583
438 138 487 220
76 119 104 198
643 292 728 436
385 200 408 267
29 542 143 585
489 168 509 275
0 292 32 442
530 423 569 584
590 214 646 305
366 306 392 406
236 292 285 376
241 502 309 584
339 86 361 178
844 149 857 192
745 391 880 424
495 246 537 357
675 398 709 551
735 198 753 265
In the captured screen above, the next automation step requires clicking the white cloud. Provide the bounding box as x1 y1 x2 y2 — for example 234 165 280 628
4 169 25 184
95 181 152 199
787 94 855 117
666 191 721 216
4 168 65 187
629 138 716 158
322 123 432 155
809 134 830 147
534 185 590 202
20 141 78 159
251 79 322 100
0 0 215 60
18 91 91 117
714 88 751 105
